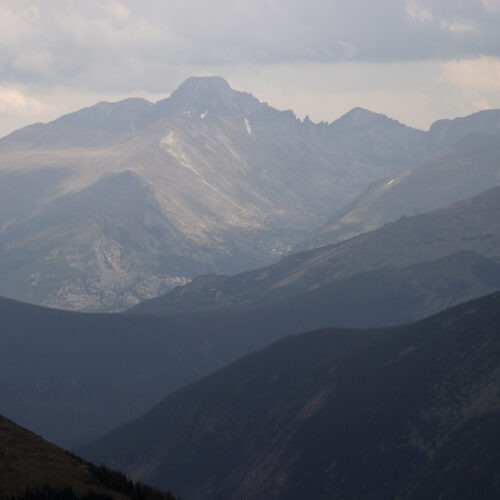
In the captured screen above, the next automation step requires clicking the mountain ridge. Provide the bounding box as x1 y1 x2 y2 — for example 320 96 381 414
0 413 176 499
309 132 500 246
0 76 436 311
131 186 500 316
428 107 500 149
81 292 500 500
1 188 499 449
2 245 499 449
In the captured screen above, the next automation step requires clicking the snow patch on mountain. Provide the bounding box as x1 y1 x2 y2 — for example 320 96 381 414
244 118 252 135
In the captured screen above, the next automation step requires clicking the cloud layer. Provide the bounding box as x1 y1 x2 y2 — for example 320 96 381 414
1 0 499 92
0 1 499 137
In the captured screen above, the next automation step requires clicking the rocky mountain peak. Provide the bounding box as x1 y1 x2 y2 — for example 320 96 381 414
331 107 392 130
156 76 264 118
176 75 232 94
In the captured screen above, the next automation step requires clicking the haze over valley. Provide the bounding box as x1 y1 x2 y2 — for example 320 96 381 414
1 76 499 500
1 1 499 498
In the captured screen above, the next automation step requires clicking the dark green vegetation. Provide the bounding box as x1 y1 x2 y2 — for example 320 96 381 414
0 414 176 499
82 293 500 500
1 189 499 449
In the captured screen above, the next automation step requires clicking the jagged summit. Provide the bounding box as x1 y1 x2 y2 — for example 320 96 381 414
156 76 265 117
331 107 399 130
177 75 232 93
2 77 497 312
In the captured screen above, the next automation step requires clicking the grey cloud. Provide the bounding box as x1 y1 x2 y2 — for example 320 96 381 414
0 0 499 92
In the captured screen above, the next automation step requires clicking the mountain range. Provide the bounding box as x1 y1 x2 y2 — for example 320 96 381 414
0 77 423 311
310 132 500 246
81 292 500 500
1 75 499 499
1 77 499 311
1 187 499 449
132 186 500 315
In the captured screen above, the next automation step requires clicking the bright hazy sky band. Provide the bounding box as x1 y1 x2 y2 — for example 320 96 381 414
1 0 500 137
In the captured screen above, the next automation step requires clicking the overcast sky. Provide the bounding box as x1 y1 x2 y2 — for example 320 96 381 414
1 0 500 137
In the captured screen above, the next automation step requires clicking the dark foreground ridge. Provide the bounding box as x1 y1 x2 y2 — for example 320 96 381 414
82 292 500 500
0 413 176 499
